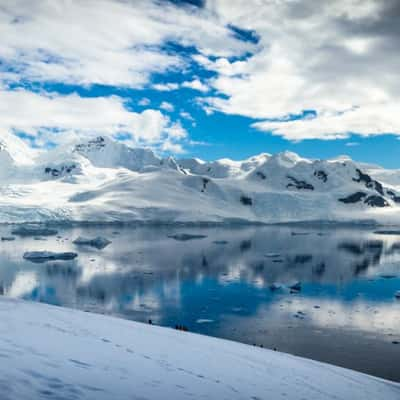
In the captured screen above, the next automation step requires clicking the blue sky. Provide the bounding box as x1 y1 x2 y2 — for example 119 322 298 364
1 0 400 167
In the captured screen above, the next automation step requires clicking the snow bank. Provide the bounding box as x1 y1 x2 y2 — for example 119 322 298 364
0 297 399 400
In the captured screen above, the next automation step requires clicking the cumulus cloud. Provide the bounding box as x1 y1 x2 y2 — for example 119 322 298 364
138 98 151 106
181 79 209 92
2 0 400 146
160 101 175 112
152 83 180 92
0 0 250 88
252 104 400 141
0 89 187 148
199 0 400 140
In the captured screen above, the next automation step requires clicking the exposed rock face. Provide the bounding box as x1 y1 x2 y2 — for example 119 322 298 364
339 192 367 204
201 178 210 192
387 190 400 203
240 195 253 206
45 164 78 178
256 171 266 180
353 169 384 195
314 170 327 182
339 192 389 207
75 136 106 152
364 195 389 207
286 176 314 190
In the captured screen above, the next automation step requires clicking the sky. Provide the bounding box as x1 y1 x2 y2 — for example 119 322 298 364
1 0 400 167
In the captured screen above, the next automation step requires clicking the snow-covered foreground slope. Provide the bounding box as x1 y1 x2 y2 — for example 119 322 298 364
2 135 400 224
1 297 399 400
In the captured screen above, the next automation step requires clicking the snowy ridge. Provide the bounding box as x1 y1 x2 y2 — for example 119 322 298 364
0 297 399 400
1 135 400 224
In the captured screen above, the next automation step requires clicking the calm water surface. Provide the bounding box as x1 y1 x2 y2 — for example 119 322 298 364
0 225 399 381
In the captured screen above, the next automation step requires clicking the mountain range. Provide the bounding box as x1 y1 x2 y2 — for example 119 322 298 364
1 134 400 225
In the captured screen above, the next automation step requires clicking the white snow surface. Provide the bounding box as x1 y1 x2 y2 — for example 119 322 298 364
2 135 400 224
0 297 399 400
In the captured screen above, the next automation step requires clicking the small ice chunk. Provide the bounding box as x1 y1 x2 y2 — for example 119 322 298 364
265 253 281 258
167 234 207 241
213 240 228 245
270 283 283 291
380 274 397 279
395 291 400 299
73 236 111 249
23 251 78 263
1 236 15 241
289 282 302 292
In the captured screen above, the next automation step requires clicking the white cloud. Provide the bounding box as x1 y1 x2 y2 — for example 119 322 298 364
160 140 185 154
138 98 151 106
154 79 209 94
2 0 400 144
181 79 209 93
199 0 400 140
0 89 187 149
160 101 175 112
180 111 194 121
252 104 400 141
152 83 179 92
0 0 250 88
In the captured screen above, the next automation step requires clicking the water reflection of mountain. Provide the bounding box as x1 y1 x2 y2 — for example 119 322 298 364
1 226 399 313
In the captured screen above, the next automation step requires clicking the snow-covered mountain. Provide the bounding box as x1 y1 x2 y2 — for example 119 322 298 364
1 135 400 225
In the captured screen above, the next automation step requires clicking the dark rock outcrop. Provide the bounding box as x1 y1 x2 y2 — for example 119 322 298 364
201 178 210 192
286 176 314 190
364 195 389 207
386 190 400 203
314 170 327 182
256 171 266 180
240 195 253 206
353 169 384 195
45 164 77 178
338 192 366 204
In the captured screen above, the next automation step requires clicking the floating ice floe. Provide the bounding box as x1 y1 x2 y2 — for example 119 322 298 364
213 240 228 245
167 233 207 241
73 236 111 249
265 253 281 258
1 236 15 241
289 282 302 292
23 251 78 263
270 283 283 291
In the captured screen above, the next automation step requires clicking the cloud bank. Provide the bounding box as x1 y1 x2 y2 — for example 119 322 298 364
1 0 400 150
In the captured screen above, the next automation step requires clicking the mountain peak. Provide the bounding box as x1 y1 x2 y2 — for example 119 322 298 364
73 136 161 172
